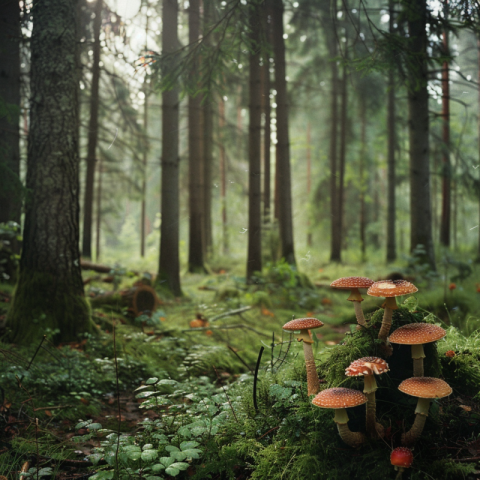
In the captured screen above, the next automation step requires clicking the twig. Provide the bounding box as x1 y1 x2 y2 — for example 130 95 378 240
182 324 269 337
253 347 265 413
33 405 72 411
227 345 253 374
112 319 121 478
257 426 280 440
210 306 253 322
454 456 480 463
213 365 239 423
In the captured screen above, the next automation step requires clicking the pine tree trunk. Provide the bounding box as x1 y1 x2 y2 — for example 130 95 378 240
406 0 436 270
219 97 228 255
263 0 272 224
95 156 103 261
386 63 396 261
141 76 149 258
336 63 347 260
0 0 21 225
359 98 367 261
246 0 263 281
440 21 451 248
272 0 295 265
307 122 312 247
188 0 206 272
81 0 102 259
7 0 92 345
328 27 339 262
158 0 182 296
478 38 480 261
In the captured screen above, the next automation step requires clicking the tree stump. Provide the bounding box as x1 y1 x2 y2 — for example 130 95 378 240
121 285 161 317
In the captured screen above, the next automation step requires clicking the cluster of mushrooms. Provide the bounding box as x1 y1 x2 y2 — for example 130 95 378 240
282 277 452 478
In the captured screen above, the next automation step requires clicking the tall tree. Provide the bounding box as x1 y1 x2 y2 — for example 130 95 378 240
272 0 295 265
158 0 182 296
7 0 93 344
81 0 102 259
0 0 22 225
386 0 397 262
219 97 228 254
188 0 206 272
246 0 263 281
359 96 367 261
406 0 436 269
439 3 451 247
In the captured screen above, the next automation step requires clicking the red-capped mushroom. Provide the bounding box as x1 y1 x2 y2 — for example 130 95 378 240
346 357 389 439
389 323 446 376
367 280 418 343
398 377 452 445
283 318 324 396
391 447 413 480
330 276 374 328
312 387 367 448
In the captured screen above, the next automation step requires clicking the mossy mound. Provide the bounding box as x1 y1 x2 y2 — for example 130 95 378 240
196 307 480 480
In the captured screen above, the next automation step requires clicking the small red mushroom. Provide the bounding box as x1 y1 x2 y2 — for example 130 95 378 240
391 447 413 479
448 283 456 290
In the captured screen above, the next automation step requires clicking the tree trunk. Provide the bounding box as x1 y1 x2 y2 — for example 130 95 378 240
219 97 228 255
328 25 339 262
359 98 367 261
263 0 272 225
246 0 263 281
158 0 182 296
440 15 451 248
188 0 206 273
0 0 21 225
95 155 103 261
307 122 312 247
203 98 213 255
336 62 347 260
7 0 93 345
406 0 436 270
478 38 480 261
81 0 102 259
141 28 150 258
272 0 295 265
386 65 396 261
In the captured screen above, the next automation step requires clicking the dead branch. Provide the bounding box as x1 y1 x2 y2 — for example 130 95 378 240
210 306 253 322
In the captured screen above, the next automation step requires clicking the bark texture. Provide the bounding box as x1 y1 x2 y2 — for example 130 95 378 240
7 0 92 344
81 0 102 259
272 0 295 265
188 0 206 272
406 0 436 270
246 0 263 281
0 0 21 224
158 0 182 296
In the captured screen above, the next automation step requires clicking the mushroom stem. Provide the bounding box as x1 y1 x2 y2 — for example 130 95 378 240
402 398 431 445
411 344 425 377
365 392 384 439
378 307 394 341
334 408 365 448
353 301 367 328
303 341 320 396
395 468 405 480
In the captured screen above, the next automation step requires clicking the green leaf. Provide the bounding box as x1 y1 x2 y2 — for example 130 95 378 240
75 420 92 429
87 423 102 430
170 451 187 461
165 466 180 476
165 445 180 453
160 457 175 467
146 377 159 385
87 453 103 465
181 449 201 460
180 441 199 450
90 472 114 480
128 450 142 461
143 443 154 450
142 450 158 462
135 391 156 398
158 379 177 385
403 296 418 312
152 463 166 473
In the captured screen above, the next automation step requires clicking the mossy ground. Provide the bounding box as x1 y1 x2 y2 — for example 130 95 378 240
1 264 480 479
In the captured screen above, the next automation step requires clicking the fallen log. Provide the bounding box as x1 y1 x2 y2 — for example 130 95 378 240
80 259 113 274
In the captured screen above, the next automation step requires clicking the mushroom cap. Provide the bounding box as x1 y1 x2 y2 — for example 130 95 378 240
345 357 390 377
367 279 418 298
312 387 367 409
390 447 413 468
330 276 374 290
398 377 452 399
389 323 446 345
283 317 324 331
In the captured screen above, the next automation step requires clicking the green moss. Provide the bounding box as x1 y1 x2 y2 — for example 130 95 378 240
6 269 95 345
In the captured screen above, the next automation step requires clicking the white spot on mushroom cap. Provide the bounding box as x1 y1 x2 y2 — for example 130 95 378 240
345 357 389 376
330 276 374 289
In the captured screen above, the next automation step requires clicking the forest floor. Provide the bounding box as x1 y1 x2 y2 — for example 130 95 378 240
1 259 480 479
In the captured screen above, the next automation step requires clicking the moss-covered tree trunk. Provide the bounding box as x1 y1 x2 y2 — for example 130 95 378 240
6 0 93 345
